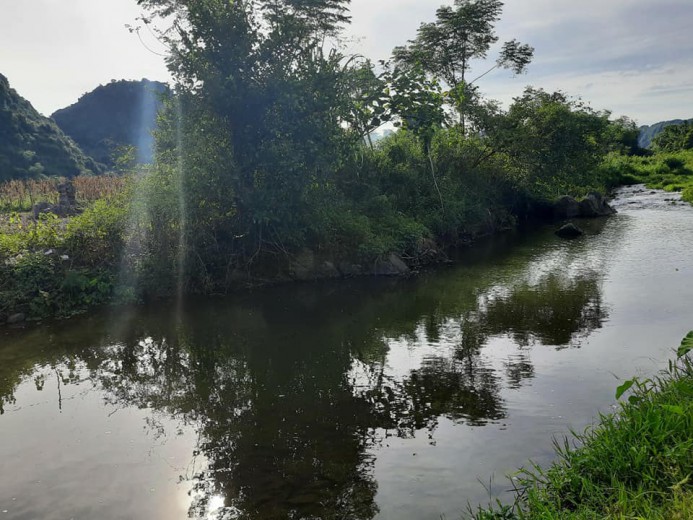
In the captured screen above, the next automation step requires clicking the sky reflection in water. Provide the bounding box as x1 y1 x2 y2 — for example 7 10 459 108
2 189 692 520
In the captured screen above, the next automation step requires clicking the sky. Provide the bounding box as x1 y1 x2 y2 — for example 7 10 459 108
1 0 691 126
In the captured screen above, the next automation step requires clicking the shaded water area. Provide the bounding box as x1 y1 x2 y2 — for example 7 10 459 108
1 186 692 519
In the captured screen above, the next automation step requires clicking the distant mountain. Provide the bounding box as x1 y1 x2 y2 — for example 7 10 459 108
639 118 693 149
0 73 101 181
52 79 169 169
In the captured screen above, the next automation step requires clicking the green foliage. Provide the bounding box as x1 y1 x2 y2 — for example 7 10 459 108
385 64 447 143
392 0 532 89
607 150 693 204
604 116 642 156
491 88 615 198
0 0 635 321
652 120 693 153
0 73 101 181
0 193 128 320
392 0 533 128
678 331 693 358
473 336 693 520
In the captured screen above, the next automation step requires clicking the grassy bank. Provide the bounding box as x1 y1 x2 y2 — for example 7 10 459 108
0 185 128 322
604 149 693 204
473 334 693 520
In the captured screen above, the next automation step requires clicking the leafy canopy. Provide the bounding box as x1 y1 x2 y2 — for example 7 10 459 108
392 0 533 88
391 0 533 129
652 121 693 153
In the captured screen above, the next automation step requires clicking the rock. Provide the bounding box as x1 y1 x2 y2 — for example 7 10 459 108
553 193 615 220
337 262 362 277
7 313 26 324
416 237 448 263
316 261 340 279
553 196 581 219
373 253 411 276
578 192 616 217
31 181 81 219
54 181 78 216
290 248 317 281
555 223 584 239
32 201 53 219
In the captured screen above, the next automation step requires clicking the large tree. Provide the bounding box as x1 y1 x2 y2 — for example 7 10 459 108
392 0 533 130
135 0 355 281
492 88 612 196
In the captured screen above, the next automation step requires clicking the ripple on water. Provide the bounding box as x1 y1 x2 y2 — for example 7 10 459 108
1 186 692 520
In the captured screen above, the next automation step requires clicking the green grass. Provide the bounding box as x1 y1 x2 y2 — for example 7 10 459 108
472 335 693 520
603 150 693 204
0 196 129 321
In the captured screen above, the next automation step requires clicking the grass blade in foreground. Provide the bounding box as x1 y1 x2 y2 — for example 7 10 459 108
472 332 693 519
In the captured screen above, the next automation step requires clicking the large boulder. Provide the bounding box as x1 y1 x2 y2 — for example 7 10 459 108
579 192 616 217
290 248 318 281
373 253 411 276
552 193 616 220
31 181 81 219
315 261 340 279
553 196 581 219
32 201 53 220
555 223 584 239
289 250 342 281
6 313 26 324
337 261 363 277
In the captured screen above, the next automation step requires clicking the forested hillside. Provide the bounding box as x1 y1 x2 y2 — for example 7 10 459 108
639 118 693 148
52 79 168 169
0 73 101 181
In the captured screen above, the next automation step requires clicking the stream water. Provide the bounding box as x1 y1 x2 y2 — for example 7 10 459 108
1 185 692 520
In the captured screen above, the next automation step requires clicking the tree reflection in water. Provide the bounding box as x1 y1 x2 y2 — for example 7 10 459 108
0 225 613 519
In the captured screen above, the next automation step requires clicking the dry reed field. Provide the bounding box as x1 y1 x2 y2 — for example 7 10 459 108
0 176 128 212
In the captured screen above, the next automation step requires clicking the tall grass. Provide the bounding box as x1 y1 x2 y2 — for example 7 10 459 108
603 150 693 204
0 176 128 212
472 336 693 519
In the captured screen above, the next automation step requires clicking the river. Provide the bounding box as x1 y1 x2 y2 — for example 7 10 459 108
1 185 692 520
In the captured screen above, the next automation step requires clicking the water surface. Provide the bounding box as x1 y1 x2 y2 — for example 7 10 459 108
1 186 692 519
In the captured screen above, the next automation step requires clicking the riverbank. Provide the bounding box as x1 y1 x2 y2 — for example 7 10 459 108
472 337 693 520
0 187 617 326
604 149 693 204
2 192 692 519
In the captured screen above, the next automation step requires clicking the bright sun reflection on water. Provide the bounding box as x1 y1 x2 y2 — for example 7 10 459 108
207 495 225 515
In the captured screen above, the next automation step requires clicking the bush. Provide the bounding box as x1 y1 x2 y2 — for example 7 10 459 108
664 156 685 170
0 192 129 321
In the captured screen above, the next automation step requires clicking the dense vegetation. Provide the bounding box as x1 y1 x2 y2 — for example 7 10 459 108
52 79 169 169
0 73 101 181
604 118 693 204
638 118 693 149
474 335 693 520
1 2 691 516
0 0 656 323
127 0 637 294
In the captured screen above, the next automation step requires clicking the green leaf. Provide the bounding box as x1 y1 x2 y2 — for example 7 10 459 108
628 395 642 405
615 379 636 400
660 404 684 416
677 330 693 358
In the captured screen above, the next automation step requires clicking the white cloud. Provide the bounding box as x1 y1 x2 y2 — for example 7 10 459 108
0 0 691 124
